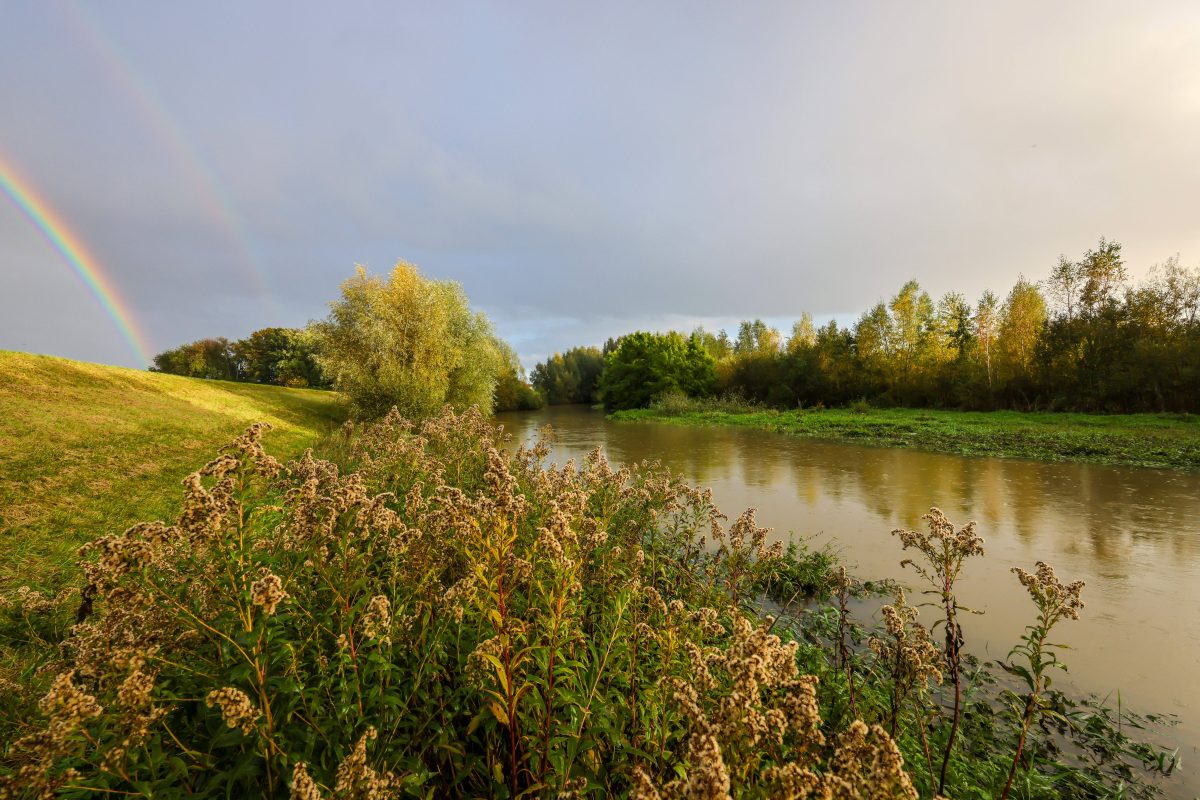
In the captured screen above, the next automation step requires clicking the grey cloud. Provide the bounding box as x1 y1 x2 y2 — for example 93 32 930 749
2 1 1199 369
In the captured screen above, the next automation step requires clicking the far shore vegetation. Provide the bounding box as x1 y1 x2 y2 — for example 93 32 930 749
531 239 1200 421
613 394 1200 470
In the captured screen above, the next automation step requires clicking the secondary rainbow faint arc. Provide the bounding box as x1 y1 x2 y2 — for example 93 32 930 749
59 0 275 311
0 154 152 365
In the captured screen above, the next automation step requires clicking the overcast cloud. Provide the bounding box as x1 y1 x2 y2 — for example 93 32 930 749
3 1 1200 369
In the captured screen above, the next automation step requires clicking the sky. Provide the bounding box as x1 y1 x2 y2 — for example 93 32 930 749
2 1 1200 370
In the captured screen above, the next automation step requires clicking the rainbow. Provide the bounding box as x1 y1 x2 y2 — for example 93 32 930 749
0 153 152 365
59 1 274 312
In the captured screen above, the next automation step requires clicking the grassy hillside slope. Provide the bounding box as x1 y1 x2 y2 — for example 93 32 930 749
0 351 347 590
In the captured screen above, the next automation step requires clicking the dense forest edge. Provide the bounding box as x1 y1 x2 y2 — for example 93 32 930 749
528 239 1200 416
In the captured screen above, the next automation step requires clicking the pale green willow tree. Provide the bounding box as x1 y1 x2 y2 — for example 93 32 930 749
312 262 502 419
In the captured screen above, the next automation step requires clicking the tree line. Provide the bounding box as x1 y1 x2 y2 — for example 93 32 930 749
533 239 1200 413
151 327 329 388
151 262 542 415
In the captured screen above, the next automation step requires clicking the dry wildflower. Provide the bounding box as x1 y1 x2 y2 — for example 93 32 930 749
116 666 155 709
687 607 726 638
868 591 943 684
672 732 731 800
892 507 983 793
1000 561 1086 800
727 508 770 555
101 656 169 773
79 526 157 585
39 670 103 730
178 469 235 542
870 589 942 737
685 641 717 692
630 766 664 800
824 721 918 800
635 621 659 642
361 595 391 641
643 585 669 616
291 761 324 800
893 507 984 585
334 727 399 799
251 572 287 616
557 776 589 799
1012 561 1085 623
762 763 822 800
775 674 824 752
14 586 56 614
467 636 505 688
443 575 478 621
223 421 282 478
206 687 259 735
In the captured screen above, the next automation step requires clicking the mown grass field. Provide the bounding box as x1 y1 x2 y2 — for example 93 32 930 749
611 405 1200 470
0 351 348 591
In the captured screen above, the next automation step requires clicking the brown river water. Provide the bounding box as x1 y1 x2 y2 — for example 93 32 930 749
498 405 1200 796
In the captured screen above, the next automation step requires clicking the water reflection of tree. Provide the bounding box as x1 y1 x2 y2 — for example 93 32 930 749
778 443 1200 571
503 407 1200 574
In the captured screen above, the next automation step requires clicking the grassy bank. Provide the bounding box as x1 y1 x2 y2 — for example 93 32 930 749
0 351 348 590
610 402 1200 470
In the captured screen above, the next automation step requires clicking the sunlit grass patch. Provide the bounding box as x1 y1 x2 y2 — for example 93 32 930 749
0 351 348 592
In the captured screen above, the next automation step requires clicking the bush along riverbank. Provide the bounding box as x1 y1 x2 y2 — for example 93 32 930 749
611 394 1200 471
0 407 1178 797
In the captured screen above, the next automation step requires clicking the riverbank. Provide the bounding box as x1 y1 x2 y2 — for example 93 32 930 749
609 405 1200 470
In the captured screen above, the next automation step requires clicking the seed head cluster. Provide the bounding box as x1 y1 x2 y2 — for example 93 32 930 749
1012 560 1085 623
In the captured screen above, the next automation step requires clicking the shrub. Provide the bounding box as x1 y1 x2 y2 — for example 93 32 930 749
598 332 717 411
0 409 915 798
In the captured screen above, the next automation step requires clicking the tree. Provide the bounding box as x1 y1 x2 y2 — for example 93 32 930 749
1046 255 1082 321
937 292 974 362
1077 238 1127 315
151 338 239 381
493 340 543 411
598 332 717 410
853 303 894 392
887 280 940 393
734 319 781 355
787 314 817 353
311 262 503 419
974 291 1000 391
531 346 604 405
1146 255 1200 327
997 277 1047 386
233 328 292 384
693 327 733 361
232 327 327 388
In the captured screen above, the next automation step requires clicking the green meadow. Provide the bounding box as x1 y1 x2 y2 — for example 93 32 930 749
611 403 1200 470
0 351 347 591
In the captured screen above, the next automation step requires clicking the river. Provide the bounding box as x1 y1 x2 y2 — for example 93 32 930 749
498 405 1200 795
